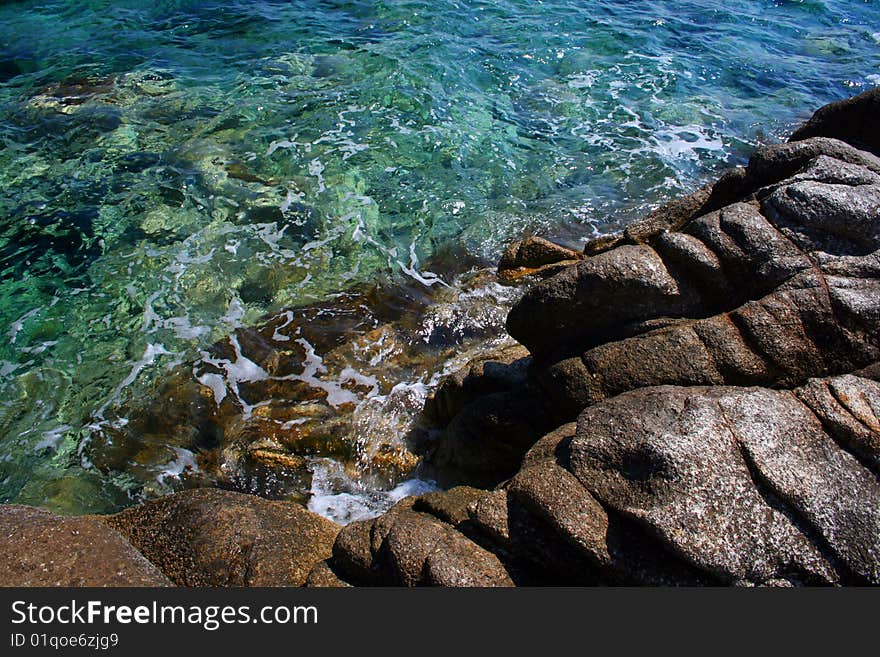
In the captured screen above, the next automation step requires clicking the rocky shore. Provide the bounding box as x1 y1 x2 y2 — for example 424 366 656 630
2 89 879 587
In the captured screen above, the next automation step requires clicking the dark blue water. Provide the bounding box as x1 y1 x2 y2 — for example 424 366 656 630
1 0 878 516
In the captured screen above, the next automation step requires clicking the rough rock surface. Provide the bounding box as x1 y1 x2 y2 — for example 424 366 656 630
315 89 880 586
0 505 170 586
320 490 515 587
568 384 879 584
107 488 339 586
498 236 583 282
790 87 880 154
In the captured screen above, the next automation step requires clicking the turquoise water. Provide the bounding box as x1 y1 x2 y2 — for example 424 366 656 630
1 0 879 515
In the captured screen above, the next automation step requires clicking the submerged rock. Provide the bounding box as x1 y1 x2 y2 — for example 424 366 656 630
85 263 521 512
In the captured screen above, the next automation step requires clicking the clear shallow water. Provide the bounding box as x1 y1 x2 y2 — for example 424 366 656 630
1 0 878 518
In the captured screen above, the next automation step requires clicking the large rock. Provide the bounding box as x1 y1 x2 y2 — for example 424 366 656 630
509 150 880 363
322 491 514 586
0 506 170 587
491 429 715 586
506 244 700 360
107 488 339 587
789 86 880 155
505 152 880 422
747 138 880 186
430 102 880 495
566 382 880 585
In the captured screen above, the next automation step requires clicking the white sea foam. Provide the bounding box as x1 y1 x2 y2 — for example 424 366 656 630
155 447 198 486
396 240 448 287
197 372 227 405
96 343 173 419
279 337 361 408
34 425 71 452
308 158 326 192
308 459 438 525
650 124 724 162
271 310 295 342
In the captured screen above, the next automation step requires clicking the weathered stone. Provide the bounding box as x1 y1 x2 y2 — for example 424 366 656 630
358 507 514 587
534 357 597 421
788 154 880 187
748 137 880 187
507 244 698 359
0 506 170 587
107 488 339 587
507 462 612 571
501 454 713 586
368 496 418 555
467 488 598 585
423 343 530 428
653 229 732 301
498 236 582 282
715 387 880 583
325 93 880 588
626 180 715 243
534 268 880 422
582 232 625 256
790 86 880 155
567 385 858 585
764 179 880 254
418 521 515 587
690 314 774 385
467 490 511 546
520 422 576 469
428 388 553 487
581 323 724 394
304 561 352 588
506 154 880 426
853 361 880 381
796 375 880 471
331 519 377 585
413 486 487 526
